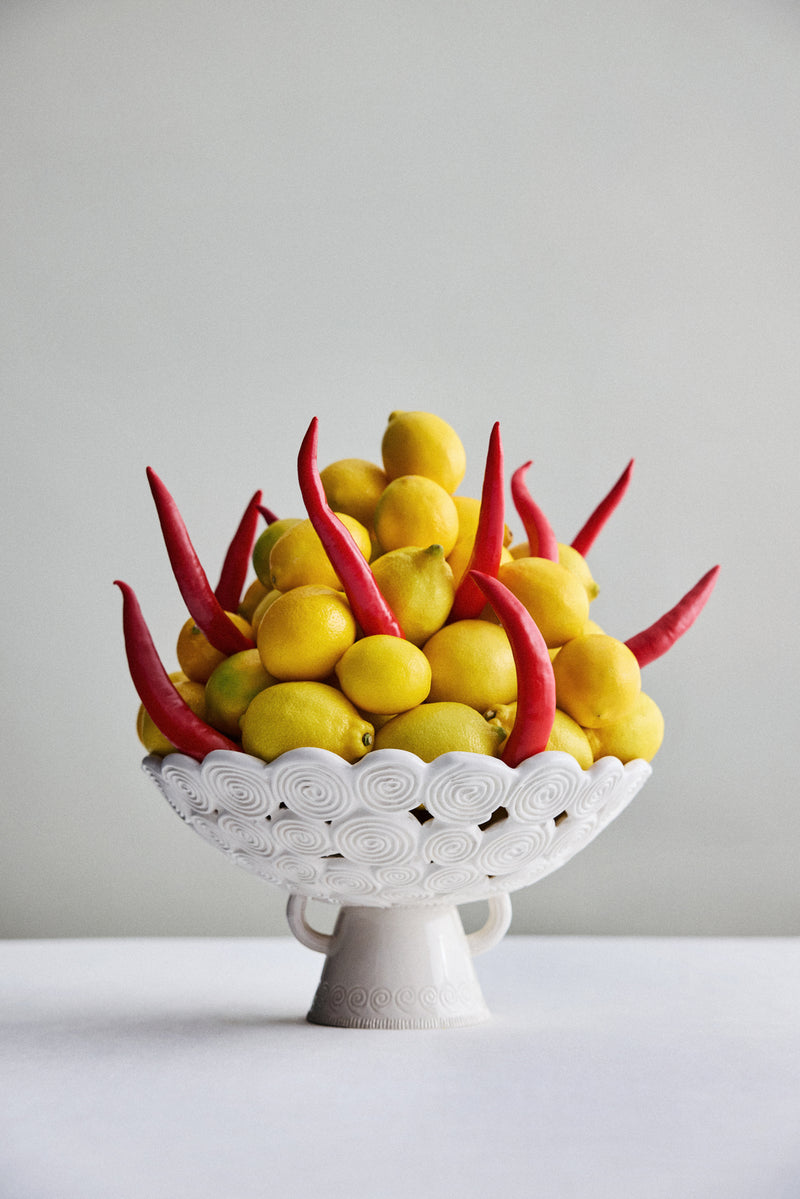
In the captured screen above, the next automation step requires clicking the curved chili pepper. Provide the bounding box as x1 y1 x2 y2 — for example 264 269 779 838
147 468 254 655
257 503 280 525
297 417 403 637
114 580 239 760
470 571 556 767
510 462 559 562
214 489 263 612
449 422 505 621
571 458 634 557
625 564 720 668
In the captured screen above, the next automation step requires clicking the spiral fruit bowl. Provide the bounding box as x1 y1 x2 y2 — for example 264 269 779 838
143 746 651 1027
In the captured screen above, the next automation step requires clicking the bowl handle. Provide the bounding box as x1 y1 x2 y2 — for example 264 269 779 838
466 893 513 957
286 894 332 955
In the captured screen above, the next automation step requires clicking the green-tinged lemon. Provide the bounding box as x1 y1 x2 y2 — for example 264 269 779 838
252 518 303 587
204 649 276 739
240 681 374 763
176 612 253 683
370 544 455 646
373 701 505 761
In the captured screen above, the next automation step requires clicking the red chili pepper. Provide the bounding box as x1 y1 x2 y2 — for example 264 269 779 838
470 571 556 767
214 489 263 612
257 503 280 525
114 580 239 760
146 467 254 655
510 462 559 562
571 458 634 557
449 422 505 621
625 564 720 667
297 418 404 637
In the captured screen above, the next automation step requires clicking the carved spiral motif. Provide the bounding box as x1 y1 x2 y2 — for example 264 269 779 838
421 824 482 865
323 863 381 899
424 757 506 824
476 821 552 875
144 748 652 907
505 753 581 822
571 757 625 818
160 758 212 815
333 814 419 865
352 750 424 812
188 815 233 854
202 753 275 818
270 813 331 857
272 760 350 820
217 813 272 855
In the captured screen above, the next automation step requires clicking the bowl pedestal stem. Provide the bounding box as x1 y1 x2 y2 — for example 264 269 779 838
286 894 512 1029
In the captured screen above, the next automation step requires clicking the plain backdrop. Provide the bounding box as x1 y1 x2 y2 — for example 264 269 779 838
2 0 799 939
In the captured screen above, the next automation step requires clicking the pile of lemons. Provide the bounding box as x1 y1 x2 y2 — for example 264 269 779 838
138 411 664 768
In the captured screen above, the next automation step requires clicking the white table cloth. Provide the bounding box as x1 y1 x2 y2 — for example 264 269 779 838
2 936 798 1198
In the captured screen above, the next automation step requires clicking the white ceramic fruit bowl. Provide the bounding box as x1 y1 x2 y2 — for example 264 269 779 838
143 747 651 1028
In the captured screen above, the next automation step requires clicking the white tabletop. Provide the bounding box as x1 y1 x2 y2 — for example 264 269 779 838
1 935 798 1199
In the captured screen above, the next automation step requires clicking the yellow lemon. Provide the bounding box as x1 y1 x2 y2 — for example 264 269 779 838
335 635 432 714
176 612 253 683
447 537 513 588
137 677 206 756
373 475 459 556
250 587 282 636
552 633 641 728
497 557 590 648
370 544 455 646
453 495 514 547
238 577 269 623
268 513 371 591
423 619 517 711
558 543 600 601
319 458 388 530
482 703 593 769
240 681 374 763
381 410 466 494
374 702 505 761
584 692 664 763
257 585 356 681
204 649 277 739
251 518 303 587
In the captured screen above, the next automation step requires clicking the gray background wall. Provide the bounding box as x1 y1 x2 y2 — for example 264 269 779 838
3 0 798 938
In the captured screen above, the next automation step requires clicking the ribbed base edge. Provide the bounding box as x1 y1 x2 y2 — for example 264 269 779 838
306 1008 491 1029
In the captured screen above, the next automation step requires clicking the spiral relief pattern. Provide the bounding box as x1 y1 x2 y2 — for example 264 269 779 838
160 756 213 815
424 755 508 823
202 752 275 818
352 750 424 812
217 813 272 855
272 757 351 820
144 747 652 906
505 752 581 822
